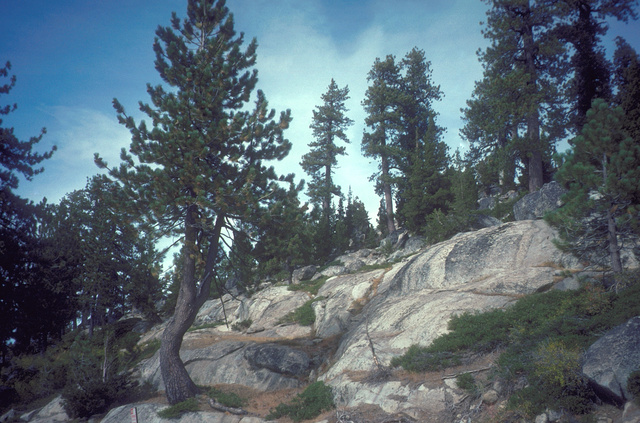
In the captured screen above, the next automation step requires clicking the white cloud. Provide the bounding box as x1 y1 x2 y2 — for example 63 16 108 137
17 106 131 203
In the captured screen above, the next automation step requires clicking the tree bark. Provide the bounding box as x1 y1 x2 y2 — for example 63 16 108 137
160 209 224 404
523 0 543 192
381 154 396 234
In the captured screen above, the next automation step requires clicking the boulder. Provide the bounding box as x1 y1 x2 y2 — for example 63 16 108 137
138 341 303 392
582 316 640 404
0 409 15 423
195 294 242 327
244 343 310 377
292 265 317 284
513 181 566 221
233 286 309 332
101 403 264 423
24 395 68 423
322 220 573 384
470 214 502 230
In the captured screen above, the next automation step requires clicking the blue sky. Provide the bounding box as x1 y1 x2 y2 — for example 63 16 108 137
3 0 640 220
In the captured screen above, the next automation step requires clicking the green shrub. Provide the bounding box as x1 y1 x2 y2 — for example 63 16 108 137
157 397 199 418
62 372 132 418
266 381 335 422
391 274 640 417
208 387 246 408
279 297 325 326
231 319 252 331
456 372 479 395
288 275 328 295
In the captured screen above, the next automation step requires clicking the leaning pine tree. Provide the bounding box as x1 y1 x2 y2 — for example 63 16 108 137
95 0 292 404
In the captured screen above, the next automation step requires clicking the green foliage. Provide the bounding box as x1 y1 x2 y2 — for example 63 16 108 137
288 275 329 296
157 397 199 419
279 298 325 326
547 99 640 273
208 387 246 408
456 372 479 396
301 79 353 218
392 272 640 416
231 319 252 331
266 381 335 422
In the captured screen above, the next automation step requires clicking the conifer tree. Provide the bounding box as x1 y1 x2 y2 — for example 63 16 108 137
301 79 353 217
0 61 57 354
95 0 292 404
556 0 637 133
547 99 640 275
362 55 403 234
613 37 640 141
465 0 567 192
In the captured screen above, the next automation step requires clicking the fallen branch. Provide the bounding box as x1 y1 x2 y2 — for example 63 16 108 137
442 366 492 380
208 398 247 415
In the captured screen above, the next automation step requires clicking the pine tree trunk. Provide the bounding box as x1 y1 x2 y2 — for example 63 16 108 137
607 206 623 274
523 1 543 193
160 209 224 405
381 154 396 234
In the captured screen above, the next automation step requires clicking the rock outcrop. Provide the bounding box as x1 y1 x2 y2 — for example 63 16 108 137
109 220 590 422
582 316 640 404
513 181 566 221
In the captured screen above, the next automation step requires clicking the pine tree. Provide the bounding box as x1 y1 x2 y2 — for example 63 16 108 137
301 79 353 217
0 61 57 354
613 37 640 142
556 0 637 133
362 55 403 234
546 99 640 275
466 0 567 192
399 115 451 233
95 0 292 404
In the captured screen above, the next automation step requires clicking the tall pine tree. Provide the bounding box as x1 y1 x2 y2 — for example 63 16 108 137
465 0 567 192
95 0 292 404
301 79 353 259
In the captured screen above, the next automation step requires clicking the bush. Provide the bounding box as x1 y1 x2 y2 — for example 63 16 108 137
157 397 199 419
208 387 246 408
456 372 479 396
288 275 329 295
279 297 325 326
231 319 252 331
266 381 335 422
62 372 132 418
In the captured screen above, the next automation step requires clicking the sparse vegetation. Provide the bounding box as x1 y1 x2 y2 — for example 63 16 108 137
288 275 329 295
208 387 247 408
456 372 479 396
392 271 640 417
231 319 253 331
266 381 335 422
628 370 640 405
157 397 199 418
278 297 326 326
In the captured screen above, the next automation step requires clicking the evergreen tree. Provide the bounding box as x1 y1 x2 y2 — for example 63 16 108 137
362 55 403 234
546 99 640 275
300 79 353 260
394 48 445 229
466 0 567 192
555 0 636 133
301 79 353 217
0 61 57 354
95 0 292 404
47 177 163 334
613 37 640 142
399 115 451 233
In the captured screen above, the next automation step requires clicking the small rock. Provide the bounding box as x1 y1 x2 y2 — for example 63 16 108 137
481 389 499 405
535 413 549 423
0 409 15 423
621 401 640 423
